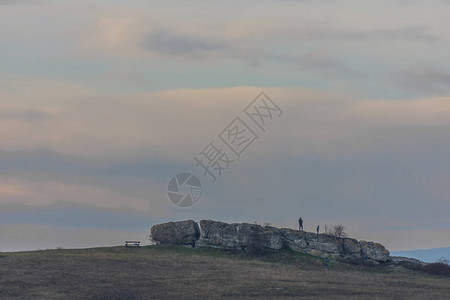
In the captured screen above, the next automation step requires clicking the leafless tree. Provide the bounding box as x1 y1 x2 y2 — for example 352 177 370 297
437 256 450 265
324 224 348 238
333 224 348 238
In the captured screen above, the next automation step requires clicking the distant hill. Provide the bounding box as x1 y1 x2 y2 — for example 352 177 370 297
391 247 450 263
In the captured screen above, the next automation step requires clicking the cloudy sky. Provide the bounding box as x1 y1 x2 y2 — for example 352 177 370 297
1 0 450 252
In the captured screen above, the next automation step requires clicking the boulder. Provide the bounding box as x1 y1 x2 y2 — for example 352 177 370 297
278 228 309 252
259 226 284 250
338 238 363 260
301 233 341 258
151 220 200 247
360 241 390 262
196 220 283 253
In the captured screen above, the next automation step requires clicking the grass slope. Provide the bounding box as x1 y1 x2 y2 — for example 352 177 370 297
0 245 449 299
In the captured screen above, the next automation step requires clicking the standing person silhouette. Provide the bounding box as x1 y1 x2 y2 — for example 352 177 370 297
317 225 320 235
298 217 303 231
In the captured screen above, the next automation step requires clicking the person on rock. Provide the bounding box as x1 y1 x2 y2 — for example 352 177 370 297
298 217 303 231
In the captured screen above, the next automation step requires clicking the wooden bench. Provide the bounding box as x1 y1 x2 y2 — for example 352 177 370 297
125 241 140 247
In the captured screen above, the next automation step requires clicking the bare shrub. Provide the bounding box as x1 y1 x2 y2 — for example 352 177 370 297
401 262 424 272
436 256 450 265
333 225 347 238
401 261 450 277
324 224 348 238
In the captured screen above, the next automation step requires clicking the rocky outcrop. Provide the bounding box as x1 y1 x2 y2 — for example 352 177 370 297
150 220 390 262
279 228 341 258
150 220 200 247
196 220 283 253
389 256 423 266
360 241 390 262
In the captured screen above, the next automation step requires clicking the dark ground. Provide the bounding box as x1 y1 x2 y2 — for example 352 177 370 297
1 245 449 299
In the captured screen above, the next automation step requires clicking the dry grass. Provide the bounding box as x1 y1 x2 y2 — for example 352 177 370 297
0 245 449 299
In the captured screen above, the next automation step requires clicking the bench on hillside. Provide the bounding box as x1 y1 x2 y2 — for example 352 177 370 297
125 241 140 247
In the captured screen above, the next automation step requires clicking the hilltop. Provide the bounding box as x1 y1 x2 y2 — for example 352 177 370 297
1 245 450 299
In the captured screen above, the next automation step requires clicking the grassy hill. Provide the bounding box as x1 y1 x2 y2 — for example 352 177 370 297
1 245 449 299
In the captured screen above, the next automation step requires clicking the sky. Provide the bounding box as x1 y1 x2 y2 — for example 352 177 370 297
1 0 450 253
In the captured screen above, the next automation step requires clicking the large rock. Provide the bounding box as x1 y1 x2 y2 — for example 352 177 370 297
338 238 363 260
360 241 390 262
150 220 390 262
278 228 309 252
279 228 340 258
150 220 200 247
196 220 283 253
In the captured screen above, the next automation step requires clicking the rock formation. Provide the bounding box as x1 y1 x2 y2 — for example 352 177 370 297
150 220 200 247
389 256 423 265
150 219 391 262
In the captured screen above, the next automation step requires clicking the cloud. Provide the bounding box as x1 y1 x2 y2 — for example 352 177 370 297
272 50 367 77
79 12 438 65
0 201 158 230
142 29 226 56
393 67 450 95
0 148 185 214
3 79 450 159
0 107 51 122
318 26 437 42
0 0 38 5
0 174 156 210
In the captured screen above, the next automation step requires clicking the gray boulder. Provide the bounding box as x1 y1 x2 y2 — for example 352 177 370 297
150 220 200 247
278 228 309 252
196 220 283 253
279 229 340 258
339 238 363 260
360 241 390 262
